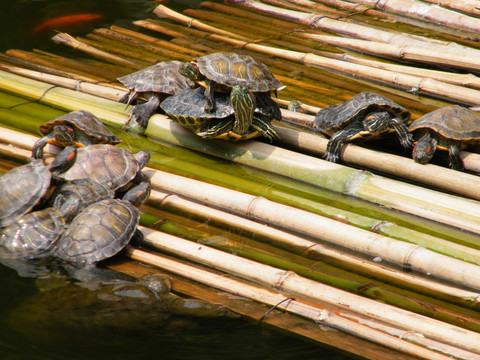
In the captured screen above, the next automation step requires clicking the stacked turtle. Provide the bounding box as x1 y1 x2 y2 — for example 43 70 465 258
0 110 151 264
119 52 283 142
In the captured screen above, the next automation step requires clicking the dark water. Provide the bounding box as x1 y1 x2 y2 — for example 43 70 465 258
0 0 359 359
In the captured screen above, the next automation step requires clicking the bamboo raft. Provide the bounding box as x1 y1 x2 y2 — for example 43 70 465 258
1 1 480 359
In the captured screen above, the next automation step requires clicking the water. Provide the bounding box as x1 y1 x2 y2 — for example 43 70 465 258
0 0 359 359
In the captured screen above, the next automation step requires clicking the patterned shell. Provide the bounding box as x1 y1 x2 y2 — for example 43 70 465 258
118 60 194 95
195 52 282 92
62 144 146 191
38 110 121 144
315 92 411 133
0 160 51 227
54 198 139 264
0 208 65 259
409 105 480 141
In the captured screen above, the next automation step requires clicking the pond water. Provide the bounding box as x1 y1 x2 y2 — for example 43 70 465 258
0 0 359 359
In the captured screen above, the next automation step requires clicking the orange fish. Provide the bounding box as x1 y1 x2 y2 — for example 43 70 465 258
32 13 102 34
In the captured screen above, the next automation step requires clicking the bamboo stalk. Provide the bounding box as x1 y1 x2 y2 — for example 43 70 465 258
126 246 463 359
136 229 480 354
354 0 480 34
420 0 480 17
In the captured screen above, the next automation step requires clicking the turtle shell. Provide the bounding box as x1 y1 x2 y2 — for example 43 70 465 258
38 110 121 145
0 159 51 228
315 92 411 136
0 208 65 259
54 198 139 264
161 86 234 131
118 61 194 98
408 105 480 149
195 52 282 92
62 144 148 191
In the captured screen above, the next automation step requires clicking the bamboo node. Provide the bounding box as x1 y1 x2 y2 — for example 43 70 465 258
344 170 371 195
370 220 393 233
399 330 425 340
274 270 296 290
315 309 330 323
402 244 424 269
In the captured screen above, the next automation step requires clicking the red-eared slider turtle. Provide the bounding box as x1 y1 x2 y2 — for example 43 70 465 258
54 198 139 264
0 146 77 228
62 144 150 199
32 110 121 159
118 61 194 129
47 179 115 223
409 105 480 170
315 92 413 162
161 86 279 142
179 52 283 136
0 208 65 259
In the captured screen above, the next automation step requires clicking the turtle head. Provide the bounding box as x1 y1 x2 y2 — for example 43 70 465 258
52 124 76 146
363 111 391 133
412 131 437 164
230 85 256 135
179 62 202 83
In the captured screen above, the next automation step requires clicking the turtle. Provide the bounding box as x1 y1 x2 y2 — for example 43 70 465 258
46 179 115 223
61 144 150 200
408 105 480 170
53 198 140 264
179 52 283 137
160 86 279 142
0 208 65 259
117 60 194 129
32 110 121 160
0 146 77 228
314 92 413 163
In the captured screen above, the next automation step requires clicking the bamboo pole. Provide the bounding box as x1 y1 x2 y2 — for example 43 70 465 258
126 246 464 360
420 0 480 17
136 229 480 354
153 5 480 106
353 0 480 34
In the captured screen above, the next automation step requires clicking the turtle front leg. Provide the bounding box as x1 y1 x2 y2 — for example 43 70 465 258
131 94 161 129
197 117 233 138
31 134 53 160
203 80 216 113
447 142 464 170
251 115 280 143
230 85 255 135
325 122 364 163
390 117 413 148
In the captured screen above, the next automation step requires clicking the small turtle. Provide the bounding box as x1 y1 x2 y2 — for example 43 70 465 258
409 105 480 170
0 208 65 259
0 146 77 228
32 110 121 159
118 61 194 129
54 198 140 264
179 52 283 136
61 144 150 199
314 92 413 162
161 86 279 142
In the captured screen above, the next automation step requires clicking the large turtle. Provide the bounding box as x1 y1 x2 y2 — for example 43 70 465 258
117 60 194 129
32 110 121 159
161 86 279 142
409 105 480 170
0 146 77 228
0 208 65 259
54 198 140 264
61 144 150 199
179 52 283 137
314 92 413 162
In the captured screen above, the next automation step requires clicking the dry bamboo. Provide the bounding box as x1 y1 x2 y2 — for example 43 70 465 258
354 0 480 34
153 5 480 106
126 246 463 360
136 229 480 354
420 0 480 17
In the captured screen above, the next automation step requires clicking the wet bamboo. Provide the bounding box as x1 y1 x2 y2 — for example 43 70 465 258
154 5 480 106
137 229 480 354
2 128 480 307
126 246 460 360
353 0 480 34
